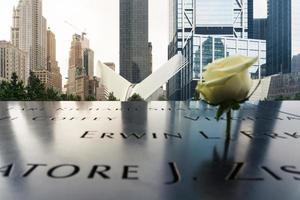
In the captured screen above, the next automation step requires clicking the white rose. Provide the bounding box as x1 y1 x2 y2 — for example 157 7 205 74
196 55 258 105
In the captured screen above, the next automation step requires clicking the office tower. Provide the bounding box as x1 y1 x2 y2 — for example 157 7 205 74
252 18 268 40
167 0 266 100
67 34 96 100
0 41 27 83
168 0 250 57
267 0 300 75
11 6 20 48
47 29 62 92
68 34 83 95
11 0 48 85
248 0 254 38
120 0 152 83
11 0 46 70
83 49 94 77
41 17 48 70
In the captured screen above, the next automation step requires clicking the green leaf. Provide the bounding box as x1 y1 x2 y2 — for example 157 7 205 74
232 102 240 110
215 101 241 121
216 105 225 121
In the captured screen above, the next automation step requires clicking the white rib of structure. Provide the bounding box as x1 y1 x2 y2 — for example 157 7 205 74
96 54 183 101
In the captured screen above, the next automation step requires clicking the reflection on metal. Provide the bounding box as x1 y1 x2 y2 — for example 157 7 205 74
97 54 183 101
0 101 299 200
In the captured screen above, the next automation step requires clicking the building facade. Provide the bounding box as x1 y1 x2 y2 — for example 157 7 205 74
11 0 49 86
67 34 96 100
250 73 300 101
83 48 94 77
168 0 251 57
171 35 266 100
0 41 27 83
251 18 267 40
248 0 254 39
167 0 263 100
120 0 152 83
11 0 47 72
67 34 82 95
267 0 300 75
46 29 62 92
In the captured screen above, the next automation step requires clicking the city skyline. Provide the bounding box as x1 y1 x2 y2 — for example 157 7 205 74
0 0 267 85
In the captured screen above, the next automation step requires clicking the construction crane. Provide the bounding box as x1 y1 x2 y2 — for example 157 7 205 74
64 20 87 37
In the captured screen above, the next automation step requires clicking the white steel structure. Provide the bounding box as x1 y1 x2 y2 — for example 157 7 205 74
97 54 184 101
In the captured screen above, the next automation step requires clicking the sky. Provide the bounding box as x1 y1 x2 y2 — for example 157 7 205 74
0 0 267 84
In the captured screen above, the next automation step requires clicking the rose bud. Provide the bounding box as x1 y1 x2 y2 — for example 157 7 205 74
196 55 258 105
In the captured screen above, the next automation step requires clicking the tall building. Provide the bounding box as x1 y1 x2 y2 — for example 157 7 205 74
120 0 152 83
67 34 96 100
167 0 266 100
248 0 254 38
41 17 48 70
47 29 62 92
11 0 46 71
180 35 266 100
0 41 27 83
168 0 251 57
83 48 94 77
11 0 48 84
252 18 267 40
67 34 82 95
267 0 300 75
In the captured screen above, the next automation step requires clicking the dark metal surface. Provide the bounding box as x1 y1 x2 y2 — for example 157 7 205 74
0 101 300 200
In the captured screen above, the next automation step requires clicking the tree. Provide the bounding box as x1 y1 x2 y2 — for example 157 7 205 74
0 73 26 101
26 71 46 101
0 81 10 100
46 87 61 101
108 92 118 101
294 93 300 100
9 73 26 100
128 93 144 101
86 95 97 101
61 94 81 101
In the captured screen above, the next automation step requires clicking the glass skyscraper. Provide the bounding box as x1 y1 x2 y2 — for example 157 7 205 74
252 19 267 40
248 0 254 38
176 35 266 100
167 0 262 100
267 0 300 75
119 0 152 84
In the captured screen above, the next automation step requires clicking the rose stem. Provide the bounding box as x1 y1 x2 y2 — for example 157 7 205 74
226 110 232 141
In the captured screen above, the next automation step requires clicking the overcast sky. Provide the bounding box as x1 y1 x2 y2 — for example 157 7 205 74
0 0 267 83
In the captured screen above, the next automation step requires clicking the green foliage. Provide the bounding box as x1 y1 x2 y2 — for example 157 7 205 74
86 95 97 101
294 93 300 100
0 72 82 101
108 92 118 101
26 71 47 100
45 87 62 101
275 93 300 101
128 93 144 101
61 94 81 101
0 73 26 100
216 100 240 121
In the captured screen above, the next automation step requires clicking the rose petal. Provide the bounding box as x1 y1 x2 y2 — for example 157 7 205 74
216 56 258 74
203 73 235 87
